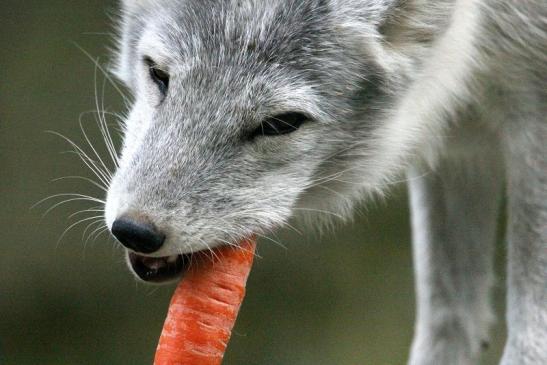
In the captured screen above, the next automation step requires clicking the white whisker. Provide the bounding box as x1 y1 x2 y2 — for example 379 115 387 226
46 131 112 187
291 207 345 220
56 215 104 248
68 206 104 219
78 115 113 181
51 176 107 192
73 43 129 105
82 219 104 241
32 193 105 210
94 65 120 168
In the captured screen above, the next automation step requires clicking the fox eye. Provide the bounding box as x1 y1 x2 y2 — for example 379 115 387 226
144 57 169 96
252 112 309 138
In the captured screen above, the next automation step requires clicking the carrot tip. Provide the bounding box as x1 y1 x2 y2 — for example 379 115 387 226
154 239 257 365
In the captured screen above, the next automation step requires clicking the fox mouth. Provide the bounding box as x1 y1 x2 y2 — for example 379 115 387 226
128 251 192 283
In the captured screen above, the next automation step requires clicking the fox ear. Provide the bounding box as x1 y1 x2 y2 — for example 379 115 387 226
330 0 399 26
333 0 452 45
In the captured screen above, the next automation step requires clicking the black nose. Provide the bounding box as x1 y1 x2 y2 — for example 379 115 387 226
111 218 165 254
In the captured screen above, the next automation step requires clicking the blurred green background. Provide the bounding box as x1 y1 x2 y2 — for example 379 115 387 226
0 1 507 364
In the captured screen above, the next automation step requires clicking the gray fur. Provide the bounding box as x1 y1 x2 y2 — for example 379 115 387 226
408 144 503 364
104 0 547 363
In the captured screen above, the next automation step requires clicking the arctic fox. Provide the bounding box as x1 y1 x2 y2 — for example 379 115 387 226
103 1 546 364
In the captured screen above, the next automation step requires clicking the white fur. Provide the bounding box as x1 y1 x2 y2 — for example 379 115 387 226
104 1 546 363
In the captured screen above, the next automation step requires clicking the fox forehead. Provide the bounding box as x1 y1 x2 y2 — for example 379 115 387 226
116 1 344 83
115 0 389 130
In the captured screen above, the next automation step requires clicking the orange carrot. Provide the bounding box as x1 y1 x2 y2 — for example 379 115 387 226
154 239 257 365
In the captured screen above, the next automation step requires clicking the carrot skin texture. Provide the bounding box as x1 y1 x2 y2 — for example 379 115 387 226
154 239 256 365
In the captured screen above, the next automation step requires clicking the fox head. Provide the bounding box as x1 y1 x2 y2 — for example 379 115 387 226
105 0 453 281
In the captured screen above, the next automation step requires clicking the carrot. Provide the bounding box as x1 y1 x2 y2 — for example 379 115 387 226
154 238 257 365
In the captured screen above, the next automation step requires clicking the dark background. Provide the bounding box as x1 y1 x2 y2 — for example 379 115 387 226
0 1 507 364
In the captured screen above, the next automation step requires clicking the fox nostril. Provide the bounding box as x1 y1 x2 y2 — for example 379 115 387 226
111 217 165 254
